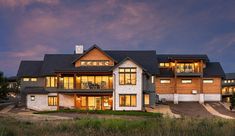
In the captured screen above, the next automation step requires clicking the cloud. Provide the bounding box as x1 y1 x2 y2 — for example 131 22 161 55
0 0 59 8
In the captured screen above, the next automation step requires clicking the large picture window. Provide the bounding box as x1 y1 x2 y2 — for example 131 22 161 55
46 77 57 87
48 96 57 106
119 94 136 107
119 68 136 85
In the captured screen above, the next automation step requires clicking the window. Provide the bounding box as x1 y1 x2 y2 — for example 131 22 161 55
182 79 192 84
119 94 136 107
30 96 35 101
31 78 37 82
176 63 199 73
203 79 214 83
224 80 227 83
119 68 136 85
159 63 170 68
151 76 155 83
23 78 30 81
80 76 112 89
46 77 57 87
80 60 110 66
63 77 74 89
48 96 58 106
144 94 150 105
160 79 171 84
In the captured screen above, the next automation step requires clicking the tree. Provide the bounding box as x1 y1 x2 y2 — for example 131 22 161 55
0 71 9 99
230 92 235 110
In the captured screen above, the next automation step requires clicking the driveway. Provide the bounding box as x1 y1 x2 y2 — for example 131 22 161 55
169 102 214 118
207 102 235 118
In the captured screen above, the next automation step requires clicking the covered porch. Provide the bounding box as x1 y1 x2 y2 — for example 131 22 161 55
58 92 113 110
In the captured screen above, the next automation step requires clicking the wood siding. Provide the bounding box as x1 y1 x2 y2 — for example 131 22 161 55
156 77 221 94
75 48 114 67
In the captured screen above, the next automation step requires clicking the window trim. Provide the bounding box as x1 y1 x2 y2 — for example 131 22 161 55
119 67 137 85
48 96 58 106
181 79 192 84
119 94 137 107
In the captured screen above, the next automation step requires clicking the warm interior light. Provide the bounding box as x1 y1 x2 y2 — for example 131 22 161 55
171 62 175 66
194 63 198 66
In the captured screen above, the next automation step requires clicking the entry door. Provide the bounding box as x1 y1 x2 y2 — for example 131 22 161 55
95 97 102 110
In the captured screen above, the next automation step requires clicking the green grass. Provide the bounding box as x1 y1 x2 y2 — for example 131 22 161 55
0 116 235 136
34 109 163 118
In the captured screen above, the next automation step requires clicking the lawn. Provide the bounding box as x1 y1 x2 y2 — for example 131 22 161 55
34 109 163 118
0 116 235 136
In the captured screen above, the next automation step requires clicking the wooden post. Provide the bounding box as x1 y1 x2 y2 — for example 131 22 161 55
200 60 204 93
74 74 76 89
174 60 177 93
57 73 60 88
74 94 76 109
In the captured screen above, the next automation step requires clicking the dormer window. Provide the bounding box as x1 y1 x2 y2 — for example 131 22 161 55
80 60 110 66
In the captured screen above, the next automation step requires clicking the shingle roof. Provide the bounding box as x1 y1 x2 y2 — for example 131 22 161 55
157 68 174 77
225 73 235 80
203 62 225 78
40 54 80 76
157 54 209 62
17 61 43 77
24 87 48 94
105 50 158 74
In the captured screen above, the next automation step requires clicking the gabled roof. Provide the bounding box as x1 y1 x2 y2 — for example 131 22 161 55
17 61 43 77
157 54 209 62
225 73 235 80
72 45 117 64
203 62 225 78
106 50 159 75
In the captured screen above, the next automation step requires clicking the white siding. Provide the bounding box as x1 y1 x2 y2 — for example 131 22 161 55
113 60 143 111
59 94 74 109
26 93 57 111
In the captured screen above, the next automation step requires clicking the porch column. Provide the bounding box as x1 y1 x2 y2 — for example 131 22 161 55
57 93 60 110
199 60 204 104
74 94 76 109
174 60 178 104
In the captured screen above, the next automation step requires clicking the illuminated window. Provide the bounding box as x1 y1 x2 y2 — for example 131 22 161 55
81 97 86 107
119 68 136 85
80 60 110 66
31 78 37 82
159 63 170 68
48 96 57 106
151 76 155 83
232 80 235 83
144 94 150 105
228 80 231 83
119 94 136 107
182 79 192 84
46 77 57 87
224 80 227 83
63 77 74 89
23 78 30 81
160 79 171 84
30 96 35 101
203 79 214 83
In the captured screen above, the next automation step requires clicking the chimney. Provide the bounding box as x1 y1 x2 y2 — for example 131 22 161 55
75 45 84 54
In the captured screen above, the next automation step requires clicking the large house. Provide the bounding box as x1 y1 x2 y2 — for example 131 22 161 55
222 73 235 102
17 45 225 111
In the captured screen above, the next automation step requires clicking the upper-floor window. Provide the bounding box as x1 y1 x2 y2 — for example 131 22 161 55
23 78 30 81
80 60 110 66
181 79 192 84
203 79 214 84
31 78 37 82
46 77 57 87
176 63 199 73
63 77 74 89
160 79 171 84
159 63 170 68
119 68 136 85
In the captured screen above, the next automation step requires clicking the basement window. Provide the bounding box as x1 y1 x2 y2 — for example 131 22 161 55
203 79 214 83
48 96 58 106
181 79 192 84
30 96 35 101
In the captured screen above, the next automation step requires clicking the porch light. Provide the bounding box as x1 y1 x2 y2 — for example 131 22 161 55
194 63 198 66
171 62 175 66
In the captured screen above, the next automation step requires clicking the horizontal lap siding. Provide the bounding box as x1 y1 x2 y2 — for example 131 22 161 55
176 78 201 94
155 78 175 94
203 78 221 94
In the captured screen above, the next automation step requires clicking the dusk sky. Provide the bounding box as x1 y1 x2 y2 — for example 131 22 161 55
0 0 235 77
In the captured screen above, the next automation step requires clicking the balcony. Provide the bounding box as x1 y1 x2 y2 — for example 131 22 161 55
175 63 202 76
